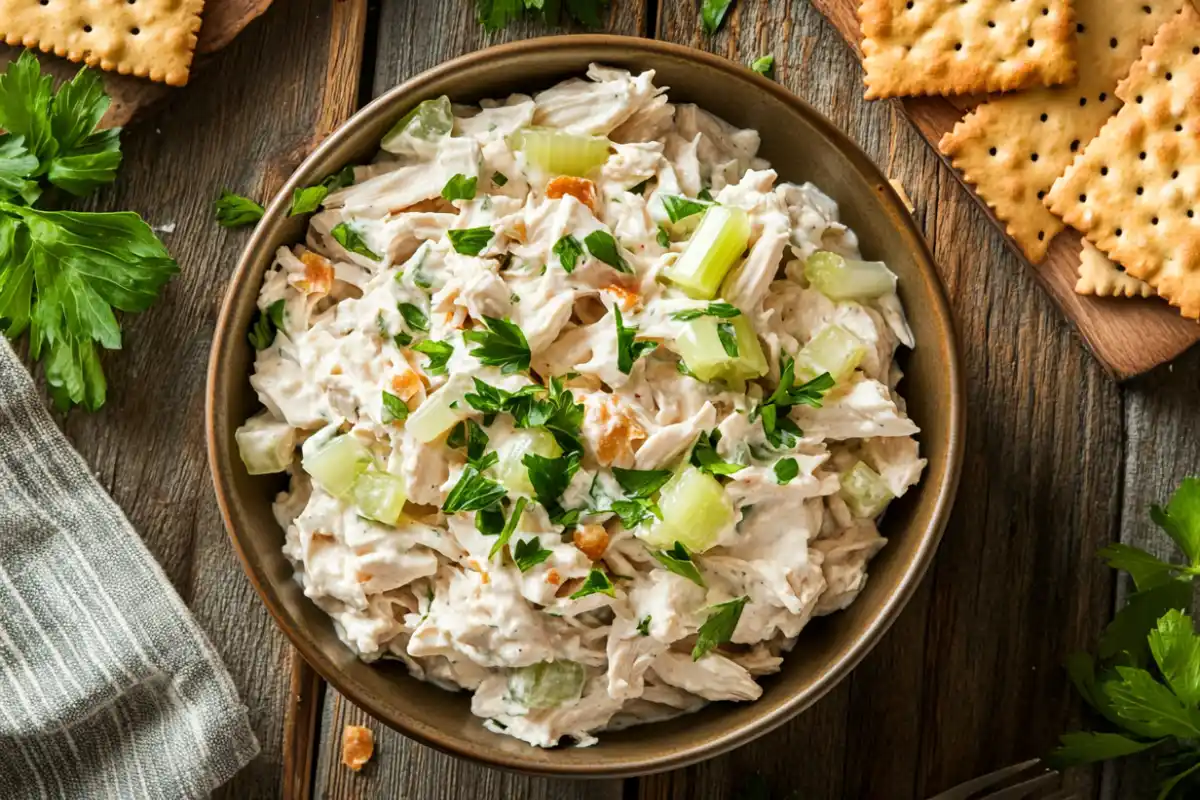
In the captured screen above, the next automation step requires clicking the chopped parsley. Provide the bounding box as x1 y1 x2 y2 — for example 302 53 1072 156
653 542 706 587
398 302 429 333
447 225 493 256
690 430 745 476
753 356 834 448
464 316 531 373
381 390 409 423
773 457 799 484
700 0 735 34
660 194 710 224
487 496 529 560
656 225 670 248
248 299 285 350
331 222 379 260
523 451 581 521
553 234 584 274
614 306 657 375
716 321 739 357
442 465 507 513
215 189 264 227
670 302 741 322
612 467 672 497
441 173 478 202
447 419 489 464
583 229 629 273
513 535 553 572
492 171 509 186
750 55 775 77
692 596 748 660
569 568 616 600
289 165 355 216
636 616 652 636
412 339 453 376
464 379 542 424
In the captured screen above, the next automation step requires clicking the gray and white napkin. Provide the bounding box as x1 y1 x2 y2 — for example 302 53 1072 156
0 338 260 799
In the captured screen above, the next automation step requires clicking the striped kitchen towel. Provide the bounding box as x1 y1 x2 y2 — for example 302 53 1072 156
0 338 260 799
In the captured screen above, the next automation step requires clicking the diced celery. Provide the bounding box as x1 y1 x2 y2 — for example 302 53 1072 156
381 96 453 154
840 461 894 518
639 466 732 553
235 414 296 475
302 433 375 498
408 375 471 444
663 206 751 299
490 429 562 495
804 251 898 300
511 128 611 177
794 324 866 383
352 468 408 525
507 661 586 709
672 315 767 383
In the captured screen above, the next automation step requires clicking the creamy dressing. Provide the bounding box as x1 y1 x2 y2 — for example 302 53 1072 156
242 65 926 748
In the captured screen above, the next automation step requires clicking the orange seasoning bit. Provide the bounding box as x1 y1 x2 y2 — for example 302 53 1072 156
298 250 334 295
545 568 562 586
573 524 610 561
546 176 598 213
587 397 647 466
602 283 640 312
390 371 422 402
341 725 374 771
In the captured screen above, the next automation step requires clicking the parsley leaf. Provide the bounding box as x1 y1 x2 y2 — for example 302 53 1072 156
513 535 553 572
464 378 542 424
447 226 493 256
381 390 409 423
1100 578 1194 664
248 299 285 350
656 225 670 248
441 173 478 202
774 457 799 484
637 616 652 636
1104 666 1200 740
215 189 264 228
692 596 747 660
614 306 657 375
553 234 583 274
716 321 739 357
768 356 834 408
690 429 745 476
1148 609 1200 708
1151 478 1200 568
609 498 662 530
1099 543 1184 592
0 134 40 203
464 316 530 373
492 171 508 186
661 194 711 224
447 419 490 464
611 467 672 498
398 302 430 333
289 165 355 216
488 496 529 560
443 465 508 513
670 302 741 322
653 542 706 587
751 55 775 77
700 0 735 35
477 0 610 31
1052 732 1160 765
524 451 581 517
584 229 629 273
331 222 380 260
569 568 615 599
412 339 453 376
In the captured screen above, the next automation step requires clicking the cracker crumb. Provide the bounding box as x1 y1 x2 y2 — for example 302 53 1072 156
342 725 374 771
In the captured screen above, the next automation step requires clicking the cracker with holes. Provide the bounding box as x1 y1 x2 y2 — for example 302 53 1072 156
1077 240 1153 298
0 0 205 86
860 0 1077 99
939 0 1185 261
1045 3 1200 320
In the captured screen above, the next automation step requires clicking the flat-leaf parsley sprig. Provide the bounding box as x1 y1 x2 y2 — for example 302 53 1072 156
0 51 177 411
1051 478 1200 799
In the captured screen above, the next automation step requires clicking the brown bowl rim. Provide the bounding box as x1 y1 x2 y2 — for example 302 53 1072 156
206 33 965 778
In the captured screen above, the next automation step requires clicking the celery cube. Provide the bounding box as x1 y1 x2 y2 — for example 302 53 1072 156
235 414 296 475
302 434 375 499
511 128 611 177
663 206 751 299
839 461 894 518
639 466 732 553
353 468 408 525
804 251 898 300
507 661 586 709
794 324 866 383
408 375 471 444
491 429 562 495
672 315 767 383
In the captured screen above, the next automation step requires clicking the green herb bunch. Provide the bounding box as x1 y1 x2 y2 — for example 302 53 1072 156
0 51 177 410
1053 477 1200 799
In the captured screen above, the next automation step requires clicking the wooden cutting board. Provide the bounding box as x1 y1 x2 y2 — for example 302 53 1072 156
0 0 274 128
811 0 1200 381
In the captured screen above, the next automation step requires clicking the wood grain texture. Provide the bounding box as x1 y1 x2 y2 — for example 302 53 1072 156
310 1 644 796
808 0 1200 381
646 2 1122 798
7 0 336 795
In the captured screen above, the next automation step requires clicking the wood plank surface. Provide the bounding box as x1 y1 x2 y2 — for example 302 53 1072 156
807 0 1200 382
642 2 1122 798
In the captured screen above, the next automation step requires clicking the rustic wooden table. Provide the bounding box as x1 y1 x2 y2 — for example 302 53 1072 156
39 0 1199 797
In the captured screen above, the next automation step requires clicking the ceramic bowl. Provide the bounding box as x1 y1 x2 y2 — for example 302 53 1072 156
206 35 964 777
